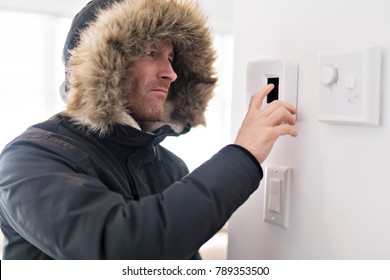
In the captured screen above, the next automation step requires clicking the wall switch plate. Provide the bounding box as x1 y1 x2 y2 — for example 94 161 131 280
318 46 381 125
247 59 298 119
263 164 292 229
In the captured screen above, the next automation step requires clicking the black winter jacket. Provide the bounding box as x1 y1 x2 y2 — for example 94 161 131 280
0 114 262 259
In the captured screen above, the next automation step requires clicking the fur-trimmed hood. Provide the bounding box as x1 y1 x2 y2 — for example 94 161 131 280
63 0 217 136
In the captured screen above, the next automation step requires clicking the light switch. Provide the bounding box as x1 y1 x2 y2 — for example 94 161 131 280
268 178 281 213
263 164 292 229
247 59 298 120
318 46 381 125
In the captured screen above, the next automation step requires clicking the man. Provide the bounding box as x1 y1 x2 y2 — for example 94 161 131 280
0 0 297 259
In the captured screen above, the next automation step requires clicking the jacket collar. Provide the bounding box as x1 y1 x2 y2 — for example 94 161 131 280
100 122 190 149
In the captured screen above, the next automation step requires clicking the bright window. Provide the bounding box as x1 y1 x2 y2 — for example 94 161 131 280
0 11 69 150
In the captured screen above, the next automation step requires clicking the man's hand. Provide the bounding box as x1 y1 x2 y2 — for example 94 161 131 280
234 84 298 164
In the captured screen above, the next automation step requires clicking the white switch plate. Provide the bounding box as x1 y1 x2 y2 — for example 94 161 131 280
247 59 298 119
263 164 292 229
318 47 381 125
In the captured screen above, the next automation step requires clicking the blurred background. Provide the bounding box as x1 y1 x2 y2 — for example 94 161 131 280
0 0 234 259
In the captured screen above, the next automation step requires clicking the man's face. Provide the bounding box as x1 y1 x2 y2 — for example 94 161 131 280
123 42 177 124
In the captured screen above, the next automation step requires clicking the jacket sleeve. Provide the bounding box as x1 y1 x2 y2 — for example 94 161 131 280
0 135 263 260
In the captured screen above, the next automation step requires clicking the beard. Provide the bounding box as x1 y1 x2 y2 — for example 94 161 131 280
124 73 169 124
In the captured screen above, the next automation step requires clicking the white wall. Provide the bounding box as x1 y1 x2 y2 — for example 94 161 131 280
228 0 390 259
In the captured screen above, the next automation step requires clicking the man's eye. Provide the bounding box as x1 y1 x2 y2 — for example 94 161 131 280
146 50 156 57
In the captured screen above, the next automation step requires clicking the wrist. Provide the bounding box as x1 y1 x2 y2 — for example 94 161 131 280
227 144 262 173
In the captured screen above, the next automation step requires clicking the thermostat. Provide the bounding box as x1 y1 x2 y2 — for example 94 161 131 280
247 59 298 119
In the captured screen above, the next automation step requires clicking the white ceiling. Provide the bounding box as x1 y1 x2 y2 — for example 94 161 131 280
0 0 233 33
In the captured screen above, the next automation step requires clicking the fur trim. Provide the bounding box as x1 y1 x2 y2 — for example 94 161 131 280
65 0 216 136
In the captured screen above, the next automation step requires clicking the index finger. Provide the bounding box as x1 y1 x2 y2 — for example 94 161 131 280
249 84 274 111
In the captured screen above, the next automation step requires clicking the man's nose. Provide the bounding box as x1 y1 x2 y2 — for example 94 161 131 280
158 61 177 82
